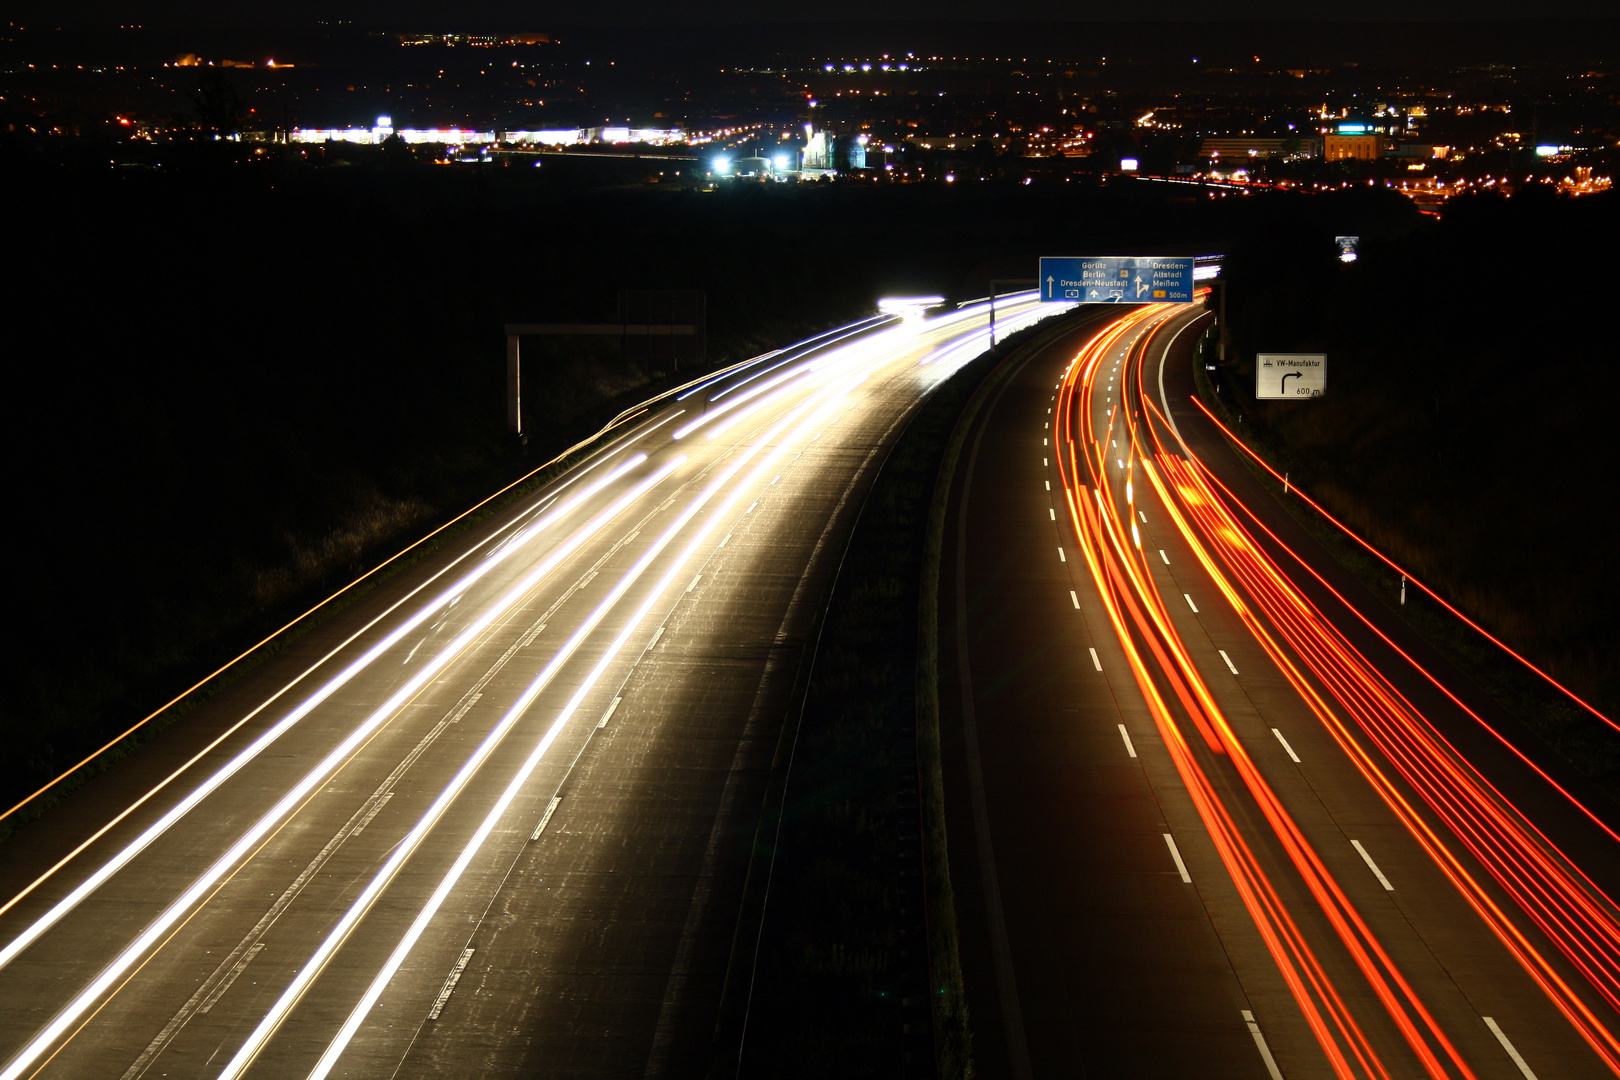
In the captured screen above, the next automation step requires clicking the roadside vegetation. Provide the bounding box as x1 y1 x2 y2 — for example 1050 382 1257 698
1208 185 1620 794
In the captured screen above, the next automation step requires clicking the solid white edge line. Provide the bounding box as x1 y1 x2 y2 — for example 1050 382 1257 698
1351 840 1395 891
1482 1016 1540 1080
1162 834 1192 883
1272 728 1302 763
1155 310 1203 451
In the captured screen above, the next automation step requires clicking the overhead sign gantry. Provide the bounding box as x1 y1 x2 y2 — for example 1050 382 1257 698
1039 256 1195 303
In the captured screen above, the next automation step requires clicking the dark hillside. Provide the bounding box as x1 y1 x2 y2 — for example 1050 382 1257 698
2 147 1248 826
1221 185 1620 732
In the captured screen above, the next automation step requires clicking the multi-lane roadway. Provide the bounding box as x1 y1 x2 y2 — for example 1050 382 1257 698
943 298 1620 1078
0 293 1067 1080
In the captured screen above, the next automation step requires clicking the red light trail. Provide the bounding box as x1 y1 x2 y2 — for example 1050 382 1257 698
1051 302 1620 1076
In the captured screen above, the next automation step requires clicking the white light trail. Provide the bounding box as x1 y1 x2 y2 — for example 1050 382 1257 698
300 349 853 1080
0 454 650 975
0 457 682 1080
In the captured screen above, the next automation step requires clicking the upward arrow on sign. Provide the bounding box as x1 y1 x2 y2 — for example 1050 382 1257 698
1045 275 1054 298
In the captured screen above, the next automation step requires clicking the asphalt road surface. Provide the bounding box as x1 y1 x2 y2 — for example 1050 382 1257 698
0 293 1070 1080
943 299 1620 1079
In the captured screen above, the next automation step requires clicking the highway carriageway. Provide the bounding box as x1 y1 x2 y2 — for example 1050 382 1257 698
943 299 1620 1078
0 291 1069 1080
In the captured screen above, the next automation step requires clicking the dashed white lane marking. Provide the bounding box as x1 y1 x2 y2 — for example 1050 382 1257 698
1219 650 1239 675
686 574 701 593
1482 1017 1540 1080
1044 437 1049 446
745 501 758 514
1117 459 1124 469
1117 724 1137 758
1049 508 1056 520
1163 834 1193 883
428 948 476 1020
1272 728 1302 763
718 533 731 548
1351 840 1395 891
1158 549 1171 565
1057 547 1066 563
770 474 780 485
648 626 665 650
1242 1011 1286 1080
1183 593 1199 613
1089 648 1102 671
597 696 622 729
1138 510 1147 523
1043 457 1048 466
1070 591 1081 609
529 798 562 842
1045 480 1051 490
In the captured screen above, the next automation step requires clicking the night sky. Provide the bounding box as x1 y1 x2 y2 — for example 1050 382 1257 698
21 0 1620 27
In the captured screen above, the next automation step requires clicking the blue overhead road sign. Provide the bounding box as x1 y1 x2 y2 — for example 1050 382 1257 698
1040 256 1195 303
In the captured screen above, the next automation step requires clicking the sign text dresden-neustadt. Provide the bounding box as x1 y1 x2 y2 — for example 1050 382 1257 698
1039 256 1195 304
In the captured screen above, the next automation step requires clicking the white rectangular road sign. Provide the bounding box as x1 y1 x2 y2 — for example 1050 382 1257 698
1255 353 1326 399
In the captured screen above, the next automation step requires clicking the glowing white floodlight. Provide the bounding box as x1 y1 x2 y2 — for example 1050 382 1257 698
1534 145 1559 157
877 295 946 319
714 156 732 175
774 153 789 169
1120 157 1139 171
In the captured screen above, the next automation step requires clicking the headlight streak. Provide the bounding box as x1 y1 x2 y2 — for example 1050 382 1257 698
1057 306 1480 1080
918 302 1067 374
703 317 891 403
0 457 682 1080
1132 375 1620 1069
680 304 1029 446
1186 395 1619 735
674 350 784 402
213 439 712 1080
298 361 855 1080
4 300 1017 1080
0 439 675 930
671 347 850 440
0 453 650 966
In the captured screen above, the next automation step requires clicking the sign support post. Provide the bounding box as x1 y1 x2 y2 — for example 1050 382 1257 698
988 278 1037 345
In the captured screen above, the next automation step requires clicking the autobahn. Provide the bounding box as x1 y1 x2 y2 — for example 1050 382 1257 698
0 292 1068 1080
942 298 1620 1078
